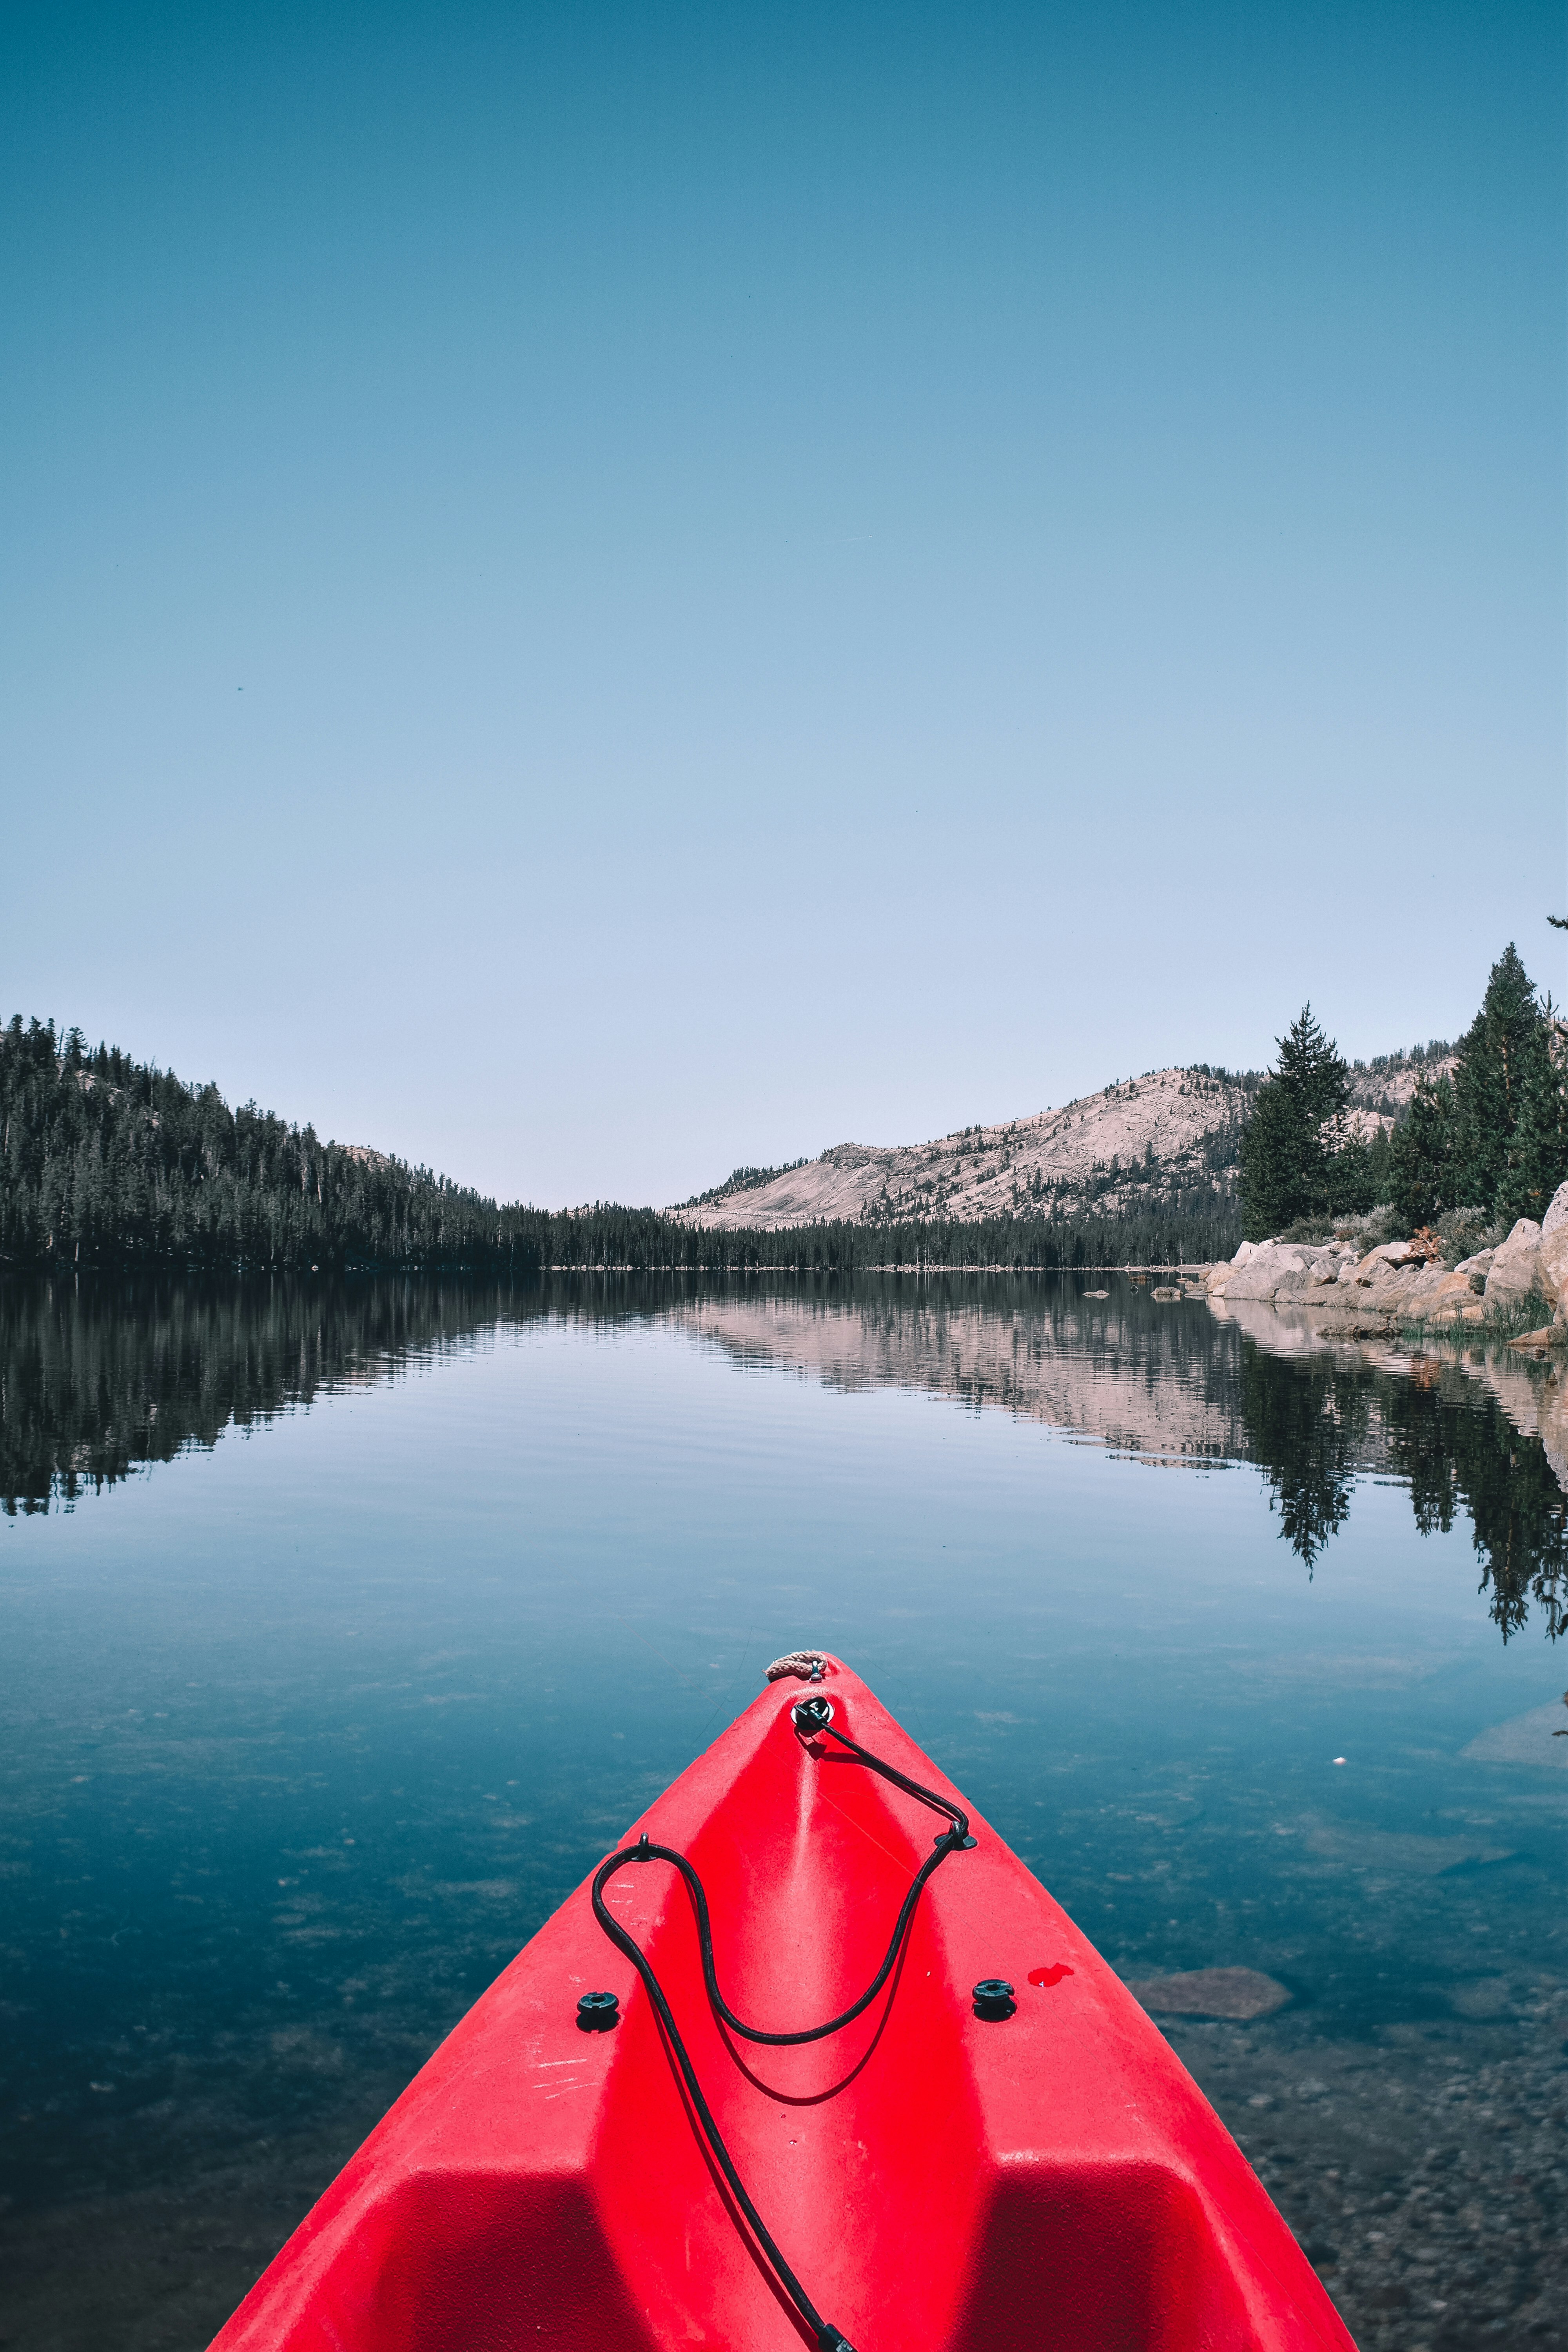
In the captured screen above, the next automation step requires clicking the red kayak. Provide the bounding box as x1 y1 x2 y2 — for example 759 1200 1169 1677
213 1655 1354 2351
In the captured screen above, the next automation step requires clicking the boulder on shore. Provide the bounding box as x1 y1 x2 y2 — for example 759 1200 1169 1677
1202 1219 1559 1325
1207 1240 1359 1301
1542 1180 1568 1240
1537 1220 1568 1316
1346 1240 1424 1284
1405 1268 1480 1322
1203 1241 1258 1295
1485 1219 1543 1305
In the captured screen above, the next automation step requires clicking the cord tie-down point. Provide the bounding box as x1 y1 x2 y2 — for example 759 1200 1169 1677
591 1711 970 2351
792 1694 834 1734
766 1650 828 1682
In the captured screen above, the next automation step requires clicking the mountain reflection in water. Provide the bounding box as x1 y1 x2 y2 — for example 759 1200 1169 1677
2 1271 1563 1641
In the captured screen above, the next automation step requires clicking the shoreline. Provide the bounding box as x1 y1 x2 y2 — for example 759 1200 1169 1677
540 1261 1218 1274
0 1260 1222 1281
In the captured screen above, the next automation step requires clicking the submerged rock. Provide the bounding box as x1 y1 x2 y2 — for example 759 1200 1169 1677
1125 1966 1292 2020
1459 1697 1568 1769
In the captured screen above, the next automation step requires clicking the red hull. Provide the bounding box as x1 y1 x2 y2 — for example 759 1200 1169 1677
213 1659 1356 2351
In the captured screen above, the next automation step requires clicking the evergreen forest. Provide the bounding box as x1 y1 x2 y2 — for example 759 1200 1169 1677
0 1019 542 1272
1 1016 1234 1273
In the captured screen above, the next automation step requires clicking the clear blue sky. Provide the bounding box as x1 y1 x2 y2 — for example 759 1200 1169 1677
3 2 1563 1207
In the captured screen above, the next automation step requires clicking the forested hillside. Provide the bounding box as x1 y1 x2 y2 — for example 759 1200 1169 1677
0 1019 540 1271
0 1018 1234 1271
16 989 1508 1278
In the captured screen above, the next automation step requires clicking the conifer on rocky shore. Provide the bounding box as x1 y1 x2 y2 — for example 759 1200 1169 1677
1238 943 1568 1245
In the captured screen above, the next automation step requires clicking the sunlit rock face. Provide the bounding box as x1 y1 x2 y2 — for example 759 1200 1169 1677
670 1066 1247 1229
670 1053 1453 1233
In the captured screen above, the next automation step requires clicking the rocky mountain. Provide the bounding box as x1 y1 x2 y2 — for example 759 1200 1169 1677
670 1049 1453 1232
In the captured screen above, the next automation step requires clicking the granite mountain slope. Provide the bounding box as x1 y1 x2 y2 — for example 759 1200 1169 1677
671 1054 1450 1232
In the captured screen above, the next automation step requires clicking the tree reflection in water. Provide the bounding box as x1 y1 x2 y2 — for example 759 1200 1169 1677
1239 1350 1368 1569
0 1275 514 1514
1384 1359 1568 1640
1239 1343 1567 1640
2 1272 1563 1643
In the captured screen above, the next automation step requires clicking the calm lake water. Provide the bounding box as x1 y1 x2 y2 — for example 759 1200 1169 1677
2 1272 1564 2352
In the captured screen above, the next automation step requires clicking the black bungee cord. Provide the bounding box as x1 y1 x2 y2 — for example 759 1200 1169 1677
589 1698 976 2352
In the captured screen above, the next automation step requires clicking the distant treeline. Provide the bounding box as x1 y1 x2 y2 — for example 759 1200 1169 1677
1 1018 1240 1273
530 1203 1238 1270
679 1156 812 1209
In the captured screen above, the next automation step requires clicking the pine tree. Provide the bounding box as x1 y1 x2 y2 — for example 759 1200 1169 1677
1240 1076 1302 1239
1498 1005 1568 1224
1388 1073 1456 1229
1364 1122 1392 1203
1276 1004 1351 1132
1239 1005 1354 1241
1452 945 1539 1209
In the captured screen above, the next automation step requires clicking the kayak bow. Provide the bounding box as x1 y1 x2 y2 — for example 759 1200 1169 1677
212 1655 1354 2352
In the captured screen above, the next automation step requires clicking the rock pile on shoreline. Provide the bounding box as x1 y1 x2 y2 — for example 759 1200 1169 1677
1201 1181 1568 1342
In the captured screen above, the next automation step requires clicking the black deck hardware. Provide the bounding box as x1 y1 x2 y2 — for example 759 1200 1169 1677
972 1978 1016 2021
576 1991 620 2031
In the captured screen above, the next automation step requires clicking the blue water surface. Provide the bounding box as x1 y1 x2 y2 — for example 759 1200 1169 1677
1 1274 1563 2351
